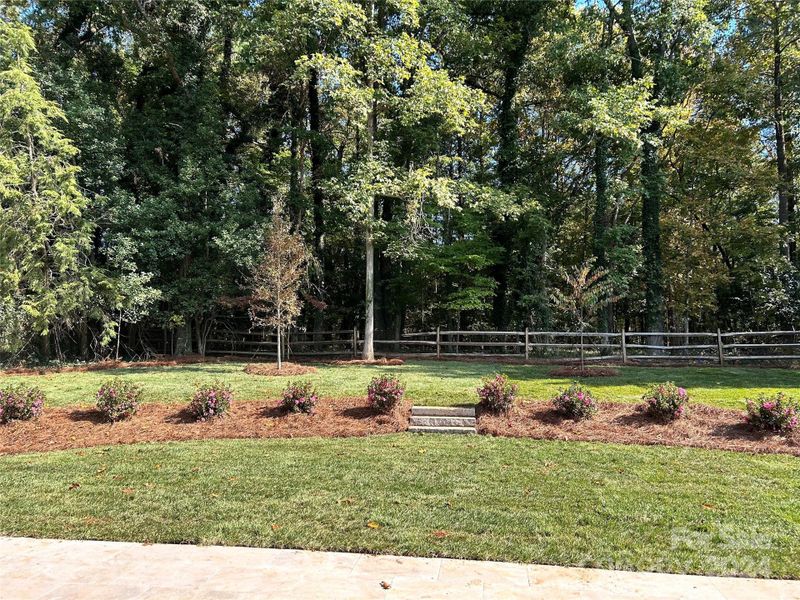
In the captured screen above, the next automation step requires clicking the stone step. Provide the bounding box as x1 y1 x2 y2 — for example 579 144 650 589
408 425 476 435
411 406 476 417
409 416 476 428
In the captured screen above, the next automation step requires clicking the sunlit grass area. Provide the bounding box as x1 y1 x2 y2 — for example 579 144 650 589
1 435 798 578
1 359 798 409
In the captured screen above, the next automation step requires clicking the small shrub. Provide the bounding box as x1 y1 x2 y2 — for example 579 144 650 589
552 382 597 420
642 382 689 420
0 385 45 424
477 373 517 413
280 381 318 414
367 374 405 413
188 381 233 421
95 379 142 422
745 393 798 434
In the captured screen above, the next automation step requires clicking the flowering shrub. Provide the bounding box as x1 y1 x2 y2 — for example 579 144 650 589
367 374 405 413
0 385 45 424
95 379 142 422
642 382 689 420
477 373 517 413
745 393 798 434
188 381 233 421
280 381 318 414
552 382 597 420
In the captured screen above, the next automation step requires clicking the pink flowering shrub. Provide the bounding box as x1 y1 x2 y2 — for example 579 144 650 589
280 381 318 414
188 381 233 421
745 393 798 434
477 373 517 413
552 382 597 420
642 382 689 420
367 374 405 413
96 379 142 422
0 384 45 424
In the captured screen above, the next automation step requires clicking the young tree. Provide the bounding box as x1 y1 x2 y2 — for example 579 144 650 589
248 203 310 370
551 258 616 371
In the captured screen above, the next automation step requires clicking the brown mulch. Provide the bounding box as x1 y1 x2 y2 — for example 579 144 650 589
244 362 318 376
329 358 405 366
0 398 408 456
478 401 800 456
2 355 223 376
548 366 620 378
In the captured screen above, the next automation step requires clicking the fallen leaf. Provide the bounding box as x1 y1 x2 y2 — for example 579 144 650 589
379 581 391 590
702 503 717 511
367 520 382 529
122 487 135 495
271 524 281 531
68 482 80 491
432 530 449 539
338 497 355 505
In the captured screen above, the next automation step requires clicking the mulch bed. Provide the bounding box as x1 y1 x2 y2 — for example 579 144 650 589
329 358 405 366
547 366 620 378
479 401 800 456
0 398 408 456
244 362 318 376
3 355 223 376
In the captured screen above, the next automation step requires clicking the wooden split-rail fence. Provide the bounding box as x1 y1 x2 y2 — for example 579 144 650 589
201 326 800 364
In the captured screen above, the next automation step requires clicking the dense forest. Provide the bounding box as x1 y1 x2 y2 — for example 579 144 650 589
1 0 799 361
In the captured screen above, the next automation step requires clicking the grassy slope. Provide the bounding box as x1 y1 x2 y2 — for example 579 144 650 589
1 435 798 578
1 360 799 409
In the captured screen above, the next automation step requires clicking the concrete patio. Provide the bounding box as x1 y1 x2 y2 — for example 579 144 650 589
2 536 798 599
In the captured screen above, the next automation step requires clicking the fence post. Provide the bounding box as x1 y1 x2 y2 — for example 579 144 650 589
621 329 627 365
524 327 529 361
436 326 441 359
352 327 357 358
717 328 724 366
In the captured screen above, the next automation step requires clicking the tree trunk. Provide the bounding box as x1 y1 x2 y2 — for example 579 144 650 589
593 135 614 335
620 0 664 341
174 320 192 355
79 317 89 360
277 326 282 370
309 67 328 328
362 8 377 362
641 128 665 337
195 316 207 357
115 312 123 360
39 332 50 361
363 231 375 360
773 8 796 262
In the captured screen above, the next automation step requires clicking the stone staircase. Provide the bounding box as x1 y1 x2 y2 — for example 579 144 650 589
408 406 476 435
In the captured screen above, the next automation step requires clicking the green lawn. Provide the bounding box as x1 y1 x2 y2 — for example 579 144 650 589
1 435 798 578
1 359 799 409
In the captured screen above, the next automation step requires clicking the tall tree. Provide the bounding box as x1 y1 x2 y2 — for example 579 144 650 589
0 12 107 358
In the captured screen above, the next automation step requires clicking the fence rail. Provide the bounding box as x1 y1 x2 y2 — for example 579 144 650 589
201 325 800 364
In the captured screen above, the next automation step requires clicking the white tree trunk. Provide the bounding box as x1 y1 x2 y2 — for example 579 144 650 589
362 232 375 360
277 326 283 370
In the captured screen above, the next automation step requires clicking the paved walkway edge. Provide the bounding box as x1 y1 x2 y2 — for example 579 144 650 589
2 536 799 599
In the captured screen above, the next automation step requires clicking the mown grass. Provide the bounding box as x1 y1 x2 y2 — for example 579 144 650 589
1 435 798 578
1 359 799 409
